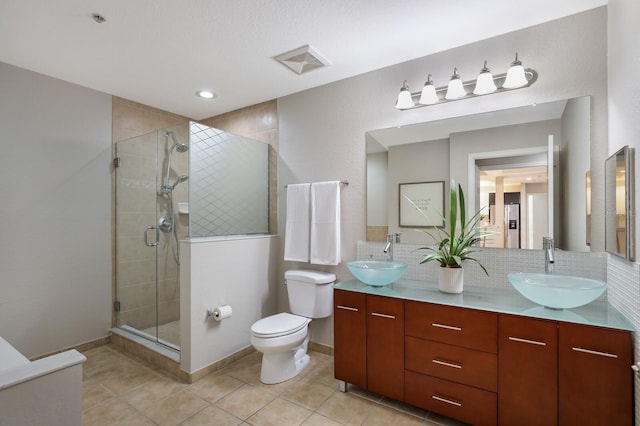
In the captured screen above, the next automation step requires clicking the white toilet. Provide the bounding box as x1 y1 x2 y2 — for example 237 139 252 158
251 269 336 384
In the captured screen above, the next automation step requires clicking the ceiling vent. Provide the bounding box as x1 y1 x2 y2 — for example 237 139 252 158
274 45 330 75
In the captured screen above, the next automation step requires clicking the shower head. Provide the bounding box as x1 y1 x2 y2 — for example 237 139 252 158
164 131 189 153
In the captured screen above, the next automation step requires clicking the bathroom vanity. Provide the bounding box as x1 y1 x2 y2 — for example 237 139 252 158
333 280 634 426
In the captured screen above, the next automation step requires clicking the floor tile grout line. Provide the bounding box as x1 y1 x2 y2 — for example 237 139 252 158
81 345 453 426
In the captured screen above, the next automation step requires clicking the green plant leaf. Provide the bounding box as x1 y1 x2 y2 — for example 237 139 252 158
404 180 491 275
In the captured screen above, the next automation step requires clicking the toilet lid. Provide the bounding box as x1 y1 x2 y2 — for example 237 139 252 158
251 313 309 338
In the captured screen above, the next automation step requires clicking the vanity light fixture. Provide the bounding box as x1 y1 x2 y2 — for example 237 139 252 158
196 90 216 99
395 53 537 110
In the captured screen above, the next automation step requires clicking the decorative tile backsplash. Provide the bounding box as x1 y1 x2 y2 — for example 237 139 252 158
606 255 640 411
356 241 607 289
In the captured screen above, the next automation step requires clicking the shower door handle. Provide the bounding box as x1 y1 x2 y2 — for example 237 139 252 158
144 225 158 247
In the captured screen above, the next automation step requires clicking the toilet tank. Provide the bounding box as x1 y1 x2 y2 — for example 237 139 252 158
285 270 336 318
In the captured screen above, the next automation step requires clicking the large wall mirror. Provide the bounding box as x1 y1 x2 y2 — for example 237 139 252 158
605 146 635 260
366 96 591 252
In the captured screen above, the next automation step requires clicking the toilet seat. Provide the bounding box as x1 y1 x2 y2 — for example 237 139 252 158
251 313 309 338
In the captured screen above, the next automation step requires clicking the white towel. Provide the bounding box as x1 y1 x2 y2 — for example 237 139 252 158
284 184 311 262
310 181 341 265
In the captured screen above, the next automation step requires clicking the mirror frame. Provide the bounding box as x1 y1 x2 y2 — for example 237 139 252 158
605 146 635 261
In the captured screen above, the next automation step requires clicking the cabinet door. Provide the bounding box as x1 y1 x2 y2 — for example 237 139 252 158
333 289 366 388
367 295 404 400
558 323 633 426
498 315 557 426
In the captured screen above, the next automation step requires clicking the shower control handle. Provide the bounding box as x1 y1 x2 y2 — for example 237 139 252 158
144 225 158 247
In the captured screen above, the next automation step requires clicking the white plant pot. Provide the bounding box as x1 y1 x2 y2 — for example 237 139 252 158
439 266 464 294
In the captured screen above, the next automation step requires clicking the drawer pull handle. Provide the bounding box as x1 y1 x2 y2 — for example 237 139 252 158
336 305 358 312
572 346 618 359
509 336 547 346
371 312 395 319
431 323 462 331
432 359 462 369
432 395 462 407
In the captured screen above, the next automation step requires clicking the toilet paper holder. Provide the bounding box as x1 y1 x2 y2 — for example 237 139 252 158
207 305 233 321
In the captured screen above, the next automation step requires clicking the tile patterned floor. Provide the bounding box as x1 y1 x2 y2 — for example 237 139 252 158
82 344 466 425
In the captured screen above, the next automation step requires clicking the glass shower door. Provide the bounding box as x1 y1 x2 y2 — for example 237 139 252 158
115 125 186 351
115 131 160 343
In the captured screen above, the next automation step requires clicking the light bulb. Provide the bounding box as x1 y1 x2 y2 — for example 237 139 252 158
473 61 497 95
445 68 466 100
395 80 415 109
419 74 439 105
503 53 528 89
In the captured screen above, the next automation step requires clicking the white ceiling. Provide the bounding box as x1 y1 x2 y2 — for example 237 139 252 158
0 0 606 120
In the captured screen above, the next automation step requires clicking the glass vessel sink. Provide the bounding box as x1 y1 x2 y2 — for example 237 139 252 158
347 260 408 286
507 272 607 309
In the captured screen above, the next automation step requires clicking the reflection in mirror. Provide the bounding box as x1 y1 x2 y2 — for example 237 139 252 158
586 171 591 246
366 96 591 251
605 146 634 260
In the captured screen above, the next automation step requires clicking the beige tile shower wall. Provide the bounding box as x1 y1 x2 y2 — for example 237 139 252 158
112 97 190 329
112 97 191 143
200 100 278 148
200 99 279 235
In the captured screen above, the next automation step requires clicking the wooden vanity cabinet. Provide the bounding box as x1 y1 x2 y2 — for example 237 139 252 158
333 289 634 426
333 289 366 389
558 322 633 426
366 295 404 400
498 314 558 426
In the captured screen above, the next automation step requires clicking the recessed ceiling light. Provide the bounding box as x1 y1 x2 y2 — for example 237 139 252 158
196 90 216 99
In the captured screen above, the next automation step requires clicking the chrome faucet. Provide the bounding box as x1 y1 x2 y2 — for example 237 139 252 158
543 237 555 273
383 234 394 261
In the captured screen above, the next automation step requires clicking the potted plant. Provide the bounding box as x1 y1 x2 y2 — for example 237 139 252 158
407 181 489 293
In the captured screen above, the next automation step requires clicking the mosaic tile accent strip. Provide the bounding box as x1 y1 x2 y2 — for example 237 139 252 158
606 255 640 416
357 241 607 289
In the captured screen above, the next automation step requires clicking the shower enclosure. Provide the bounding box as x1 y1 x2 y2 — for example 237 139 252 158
114 122 271 352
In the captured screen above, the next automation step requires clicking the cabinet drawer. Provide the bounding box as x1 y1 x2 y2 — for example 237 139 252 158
405 370 497 426
405 336 497 391
405 301 497 353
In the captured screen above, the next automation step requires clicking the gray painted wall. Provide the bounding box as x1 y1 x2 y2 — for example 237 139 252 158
278 7 608 347
0 62 112 358
607 0 640 417
388 139 449 244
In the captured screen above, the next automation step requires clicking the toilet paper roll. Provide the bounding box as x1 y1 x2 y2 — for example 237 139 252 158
212 305 232 321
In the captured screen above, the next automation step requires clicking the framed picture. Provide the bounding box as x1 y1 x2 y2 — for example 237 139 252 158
399 181 445 227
